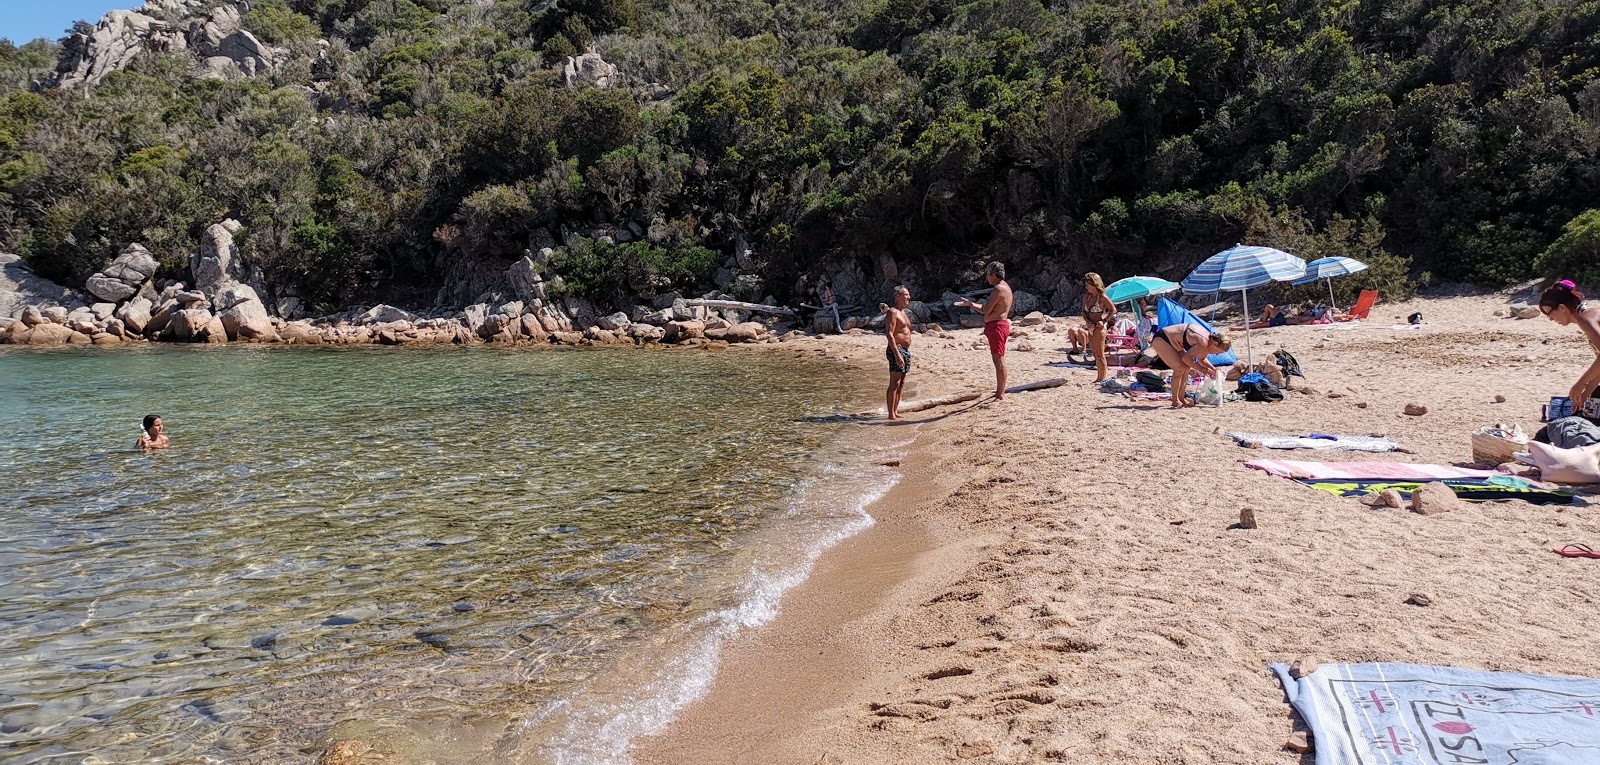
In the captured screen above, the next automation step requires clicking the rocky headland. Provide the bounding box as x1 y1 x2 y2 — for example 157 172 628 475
0 217 1062 351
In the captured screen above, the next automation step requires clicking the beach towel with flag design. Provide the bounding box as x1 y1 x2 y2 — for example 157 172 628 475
1273 661 1600 765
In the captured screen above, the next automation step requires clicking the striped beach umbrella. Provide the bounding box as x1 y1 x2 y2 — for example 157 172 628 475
1292 256 1368 311
1181 245 1307 368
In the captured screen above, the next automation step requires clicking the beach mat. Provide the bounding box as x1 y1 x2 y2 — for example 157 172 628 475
1244 459 1501 481
1273 661 1600 764
1230 432 1403 453
1298 478 1576 505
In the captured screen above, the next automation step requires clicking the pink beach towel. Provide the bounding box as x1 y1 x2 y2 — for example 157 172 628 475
1242 459 1502 480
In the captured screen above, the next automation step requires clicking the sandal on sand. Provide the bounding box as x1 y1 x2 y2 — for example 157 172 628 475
1553 544 1600 559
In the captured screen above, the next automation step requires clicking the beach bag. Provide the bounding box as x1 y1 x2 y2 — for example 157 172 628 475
1136 371 1167 392
1195 374 1227 406
1272 349 1304 382
1236 372 1284 402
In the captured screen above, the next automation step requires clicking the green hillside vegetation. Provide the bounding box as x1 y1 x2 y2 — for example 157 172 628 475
1 0 1597 312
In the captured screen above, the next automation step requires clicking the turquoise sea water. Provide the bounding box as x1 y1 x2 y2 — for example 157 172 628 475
0 345 894 764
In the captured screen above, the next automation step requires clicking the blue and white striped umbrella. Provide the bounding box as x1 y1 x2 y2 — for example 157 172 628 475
1292 256 1368 284
1181 245 1307 294
1180 245 1306 370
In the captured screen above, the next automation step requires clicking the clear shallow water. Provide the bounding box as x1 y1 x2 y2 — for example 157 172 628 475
0 345 892 764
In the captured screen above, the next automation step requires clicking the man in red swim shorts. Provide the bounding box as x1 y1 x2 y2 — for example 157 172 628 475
955 261 1015 400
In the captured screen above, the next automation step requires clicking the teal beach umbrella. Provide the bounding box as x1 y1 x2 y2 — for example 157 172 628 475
1104 276 1180 306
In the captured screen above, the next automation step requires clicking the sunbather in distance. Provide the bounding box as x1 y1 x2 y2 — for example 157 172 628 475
1149 324 1231 408
1541 280 1600 411
1228 304 1330 330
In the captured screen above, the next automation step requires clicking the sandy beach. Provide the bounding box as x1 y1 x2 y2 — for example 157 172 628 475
634 289 1600 764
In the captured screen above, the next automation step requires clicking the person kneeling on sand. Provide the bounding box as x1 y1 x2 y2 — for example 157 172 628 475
954 262 1014 400
885 286 913 421
1540 279 1600 411
137 414 170 450
1149 324 1231 408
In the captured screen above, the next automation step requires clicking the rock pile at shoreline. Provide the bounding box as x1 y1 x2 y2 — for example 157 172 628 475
3 218 1031 350
0 230 812 348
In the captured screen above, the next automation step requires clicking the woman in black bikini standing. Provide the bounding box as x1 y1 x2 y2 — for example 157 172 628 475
1149 323 1232 408
1081 273 1118 382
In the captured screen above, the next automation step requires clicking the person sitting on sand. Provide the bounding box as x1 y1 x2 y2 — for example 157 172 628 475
1149 324 1232 408
1540 279 1600 411
954 262 1014 400
885 286 913 421
137 414 169 450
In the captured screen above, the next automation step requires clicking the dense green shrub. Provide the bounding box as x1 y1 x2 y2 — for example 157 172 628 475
1536 210 1600 288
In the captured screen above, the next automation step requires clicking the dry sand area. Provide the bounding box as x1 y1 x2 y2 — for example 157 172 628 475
635 290 1600 764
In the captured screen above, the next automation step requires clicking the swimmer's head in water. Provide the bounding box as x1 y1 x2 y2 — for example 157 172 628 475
143 414 163 435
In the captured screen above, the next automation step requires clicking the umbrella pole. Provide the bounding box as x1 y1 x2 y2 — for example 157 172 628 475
1242 289 1252 369
1327 277 1337 312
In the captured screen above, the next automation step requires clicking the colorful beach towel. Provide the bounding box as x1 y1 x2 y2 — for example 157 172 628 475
1273 661 1600 765
1230 433 1403 453
1243 460 1502 481
1298 478 1575 505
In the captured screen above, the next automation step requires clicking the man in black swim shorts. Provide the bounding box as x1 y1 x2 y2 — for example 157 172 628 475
885 286 913 421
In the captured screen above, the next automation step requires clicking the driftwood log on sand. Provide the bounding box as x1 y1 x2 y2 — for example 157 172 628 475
850 378 1067 418
684 299 797 317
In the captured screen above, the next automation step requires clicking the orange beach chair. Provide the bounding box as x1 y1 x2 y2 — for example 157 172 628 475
1335 289 1378 322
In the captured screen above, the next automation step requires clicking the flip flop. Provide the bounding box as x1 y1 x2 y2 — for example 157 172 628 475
1553 544 1600 559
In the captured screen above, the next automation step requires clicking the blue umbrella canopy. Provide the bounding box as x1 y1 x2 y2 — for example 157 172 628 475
1104 276 1180 305
1291 256 1368 311
1181 245 1307 294
1292 256 1369 284
1180 245 1306 370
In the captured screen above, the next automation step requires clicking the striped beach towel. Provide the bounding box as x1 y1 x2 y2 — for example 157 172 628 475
1243 459 1502 480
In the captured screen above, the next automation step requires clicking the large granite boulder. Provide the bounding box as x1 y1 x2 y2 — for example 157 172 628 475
165 307 213 342
2 253 85 318
506 255 549 303
216 282 277 340
115 296 154 334
561 52 617 89
358 304 415 325
85 243 160 302
190 221 244 302
724 322 767 343
597 312 631 331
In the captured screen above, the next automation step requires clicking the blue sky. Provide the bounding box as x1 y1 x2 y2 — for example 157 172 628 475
1 1 136 44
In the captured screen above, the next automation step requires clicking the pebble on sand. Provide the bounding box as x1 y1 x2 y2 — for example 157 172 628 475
1404 403 1428 416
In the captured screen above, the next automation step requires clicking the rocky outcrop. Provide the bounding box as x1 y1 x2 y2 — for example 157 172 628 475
85 244 159 303
52 1 291 90
2 253 85 318
561 52 616 89
216 282 278 341
191 221 245 303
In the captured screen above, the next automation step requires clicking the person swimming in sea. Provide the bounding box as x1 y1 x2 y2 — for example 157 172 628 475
137 414 170 450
